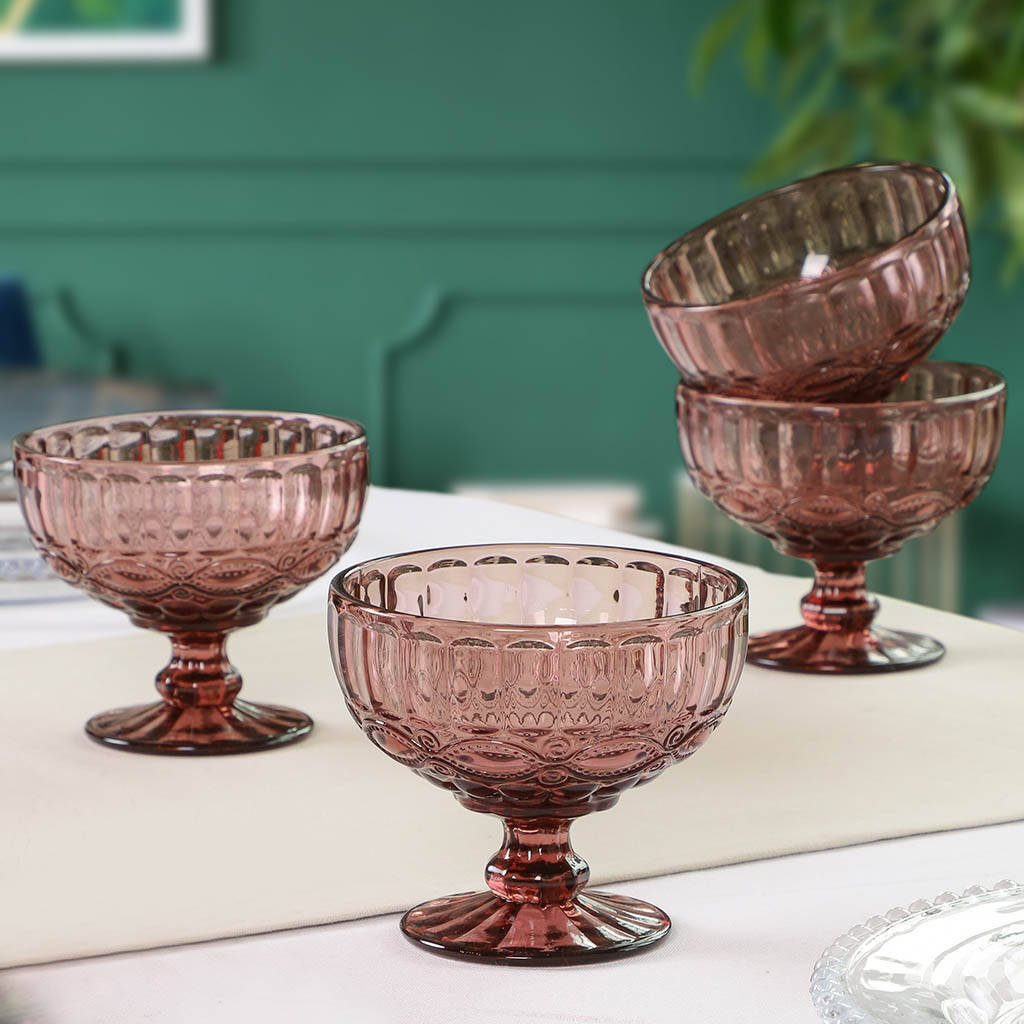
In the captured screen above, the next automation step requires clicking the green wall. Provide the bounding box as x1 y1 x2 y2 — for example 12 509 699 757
1 0 1019 613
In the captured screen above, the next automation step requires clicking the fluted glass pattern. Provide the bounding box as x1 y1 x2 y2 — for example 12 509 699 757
17 412 368 623
677 362 1005 673
332 544 747 813
15 411 369 754
329 543 748 962
678 363 1003 561
643 163 969 401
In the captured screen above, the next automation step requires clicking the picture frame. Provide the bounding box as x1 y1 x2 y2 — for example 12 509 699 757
0 0 210 62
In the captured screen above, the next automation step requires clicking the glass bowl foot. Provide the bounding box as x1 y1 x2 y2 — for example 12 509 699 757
747 624 945 674
400 890 670 964
84 698 313 755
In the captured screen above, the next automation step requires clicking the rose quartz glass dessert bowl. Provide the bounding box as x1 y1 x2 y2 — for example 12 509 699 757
642 162 968 401
14 411 368 754
677 362 1005 674
329 542 748 963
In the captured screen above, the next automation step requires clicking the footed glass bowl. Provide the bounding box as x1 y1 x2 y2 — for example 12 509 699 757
329 543 748 963
15 411 368 754
677 362 1005 673
643 162 968 401
811 881 1024 1024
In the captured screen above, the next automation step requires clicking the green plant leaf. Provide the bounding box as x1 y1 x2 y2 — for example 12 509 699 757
741 9 772 90
869 105 920 163
933 96 978 213
839 34 898 69
999 2 1024 89
992 137 1024 282
690 0 753 92
949 84 1024 130
765 0 797 54
751 65 838 176
750 109 842 182
818 109 858 166
685 0 1024 278
935 22 977 73
776 24 826 100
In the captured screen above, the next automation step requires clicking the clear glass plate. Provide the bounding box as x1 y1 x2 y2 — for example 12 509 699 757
811 881 1024 1024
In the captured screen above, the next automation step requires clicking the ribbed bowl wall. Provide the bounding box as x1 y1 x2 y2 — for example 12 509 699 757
15 412 369 627
330 546 748 814
644 164 969 401
676 363 1005 562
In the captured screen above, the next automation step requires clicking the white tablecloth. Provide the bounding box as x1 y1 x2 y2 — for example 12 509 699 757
5 821 1023 1024
2 486 1021 1022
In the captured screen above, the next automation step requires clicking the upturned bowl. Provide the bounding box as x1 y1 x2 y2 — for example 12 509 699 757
643 162 968 401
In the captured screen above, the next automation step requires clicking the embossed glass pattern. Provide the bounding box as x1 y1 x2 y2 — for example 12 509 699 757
810 881 1024 1024
643 163 969 401
329 543 748 963
15 411 368 754
677 362 1005 673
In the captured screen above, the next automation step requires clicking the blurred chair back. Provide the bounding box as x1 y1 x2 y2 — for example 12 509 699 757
0 276 40 369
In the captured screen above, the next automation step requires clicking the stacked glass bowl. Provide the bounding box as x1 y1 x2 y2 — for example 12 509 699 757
642 162 1006 673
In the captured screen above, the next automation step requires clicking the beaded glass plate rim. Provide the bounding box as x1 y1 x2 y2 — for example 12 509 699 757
809 879 1024 1024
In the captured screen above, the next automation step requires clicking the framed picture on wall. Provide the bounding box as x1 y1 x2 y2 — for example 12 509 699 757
0 0 210 62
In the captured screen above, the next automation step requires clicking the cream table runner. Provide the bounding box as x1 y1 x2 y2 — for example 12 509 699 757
1 486 1022 968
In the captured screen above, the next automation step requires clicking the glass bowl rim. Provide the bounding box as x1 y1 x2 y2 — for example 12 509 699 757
641 161 957 315
676 361 1005 414
330 541 749 632
12 409 368 467
809 879 1024 1024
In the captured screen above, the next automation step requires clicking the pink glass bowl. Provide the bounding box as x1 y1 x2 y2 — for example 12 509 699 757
643 163 968 401
329 543 748 963
677 362 1005 673
15 411 368 754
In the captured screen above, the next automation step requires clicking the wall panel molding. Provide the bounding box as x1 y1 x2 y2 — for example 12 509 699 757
0 160 743 234
369 288 637 483
0 223 685 239
0 156 744 173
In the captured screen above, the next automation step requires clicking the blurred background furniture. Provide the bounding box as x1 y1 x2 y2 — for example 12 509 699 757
451 476 963 613
0 276 38 367
0 369 216 587
451 480 661 537
676 473 962 613
0 278 216 585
